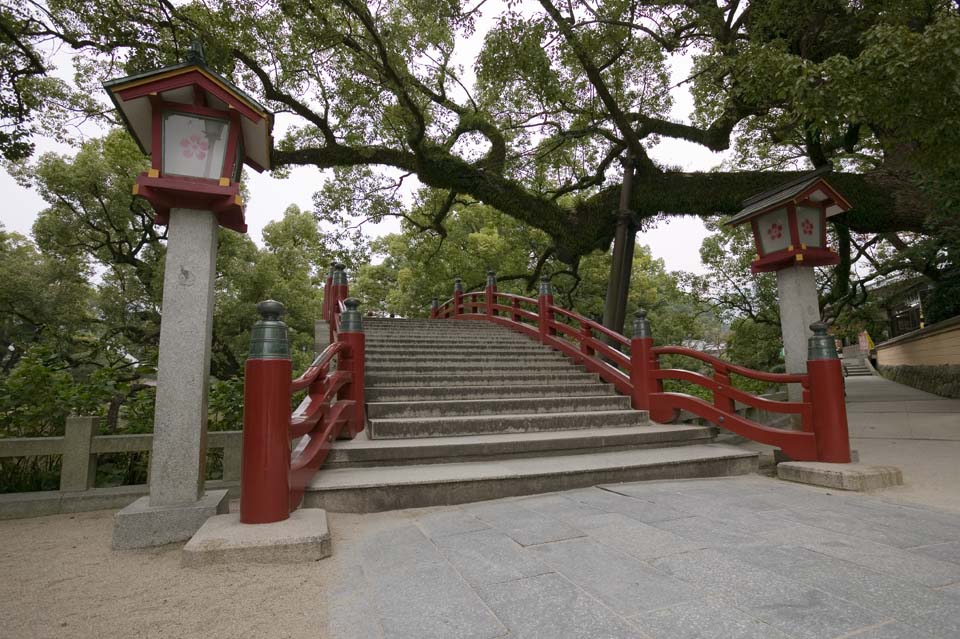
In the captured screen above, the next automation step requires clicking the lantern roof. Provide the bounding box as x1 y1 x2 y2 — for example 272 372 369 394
725 167 852 227
103 45 272 172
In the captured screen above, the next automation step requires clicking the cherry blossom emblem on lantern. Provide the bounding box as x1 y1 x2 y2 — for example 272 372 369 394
767 222 783 240
802 219 814 235
180 134 209 160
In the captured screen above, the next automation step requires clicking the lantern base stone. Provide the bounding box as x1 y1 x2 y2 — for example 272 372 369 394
777 462 903 492
112 489 229 550
182 509 332 566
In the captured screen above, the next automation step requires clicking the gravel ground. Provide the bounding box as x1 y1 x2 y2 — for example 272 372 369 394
0 502 343 639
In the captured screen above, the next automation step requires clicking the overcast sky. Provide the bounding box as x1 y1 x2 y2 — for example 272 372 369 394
0 5 730 274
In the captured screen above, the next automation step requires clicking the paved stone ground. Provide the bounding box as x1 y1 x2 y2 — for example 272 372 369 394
323 475 960 639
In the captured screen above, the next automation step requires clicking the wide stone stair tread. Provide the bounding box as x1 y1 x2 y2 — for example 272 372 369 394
366 344 555 354
303 444 758 513
367 352 568 364
366 382 615 402
368 394 631 419
366 371 603 387
325 424 716 467
366 361 579 373
367 409 649 439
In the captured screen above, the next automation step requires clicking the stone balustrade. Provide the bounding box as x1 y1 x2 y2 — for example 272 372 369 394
0 416 241 519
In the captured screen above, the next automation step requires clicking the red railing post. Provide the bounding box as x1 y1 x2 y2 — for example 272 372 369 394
512 298 521 323
629 309 654 411
807 321 851 462
713 364 736 415
538 276 554 343
453 278 463 317
486 270 497 317
580 320 594 357
337 298 365 439
430 297 439 319
240 300 292 524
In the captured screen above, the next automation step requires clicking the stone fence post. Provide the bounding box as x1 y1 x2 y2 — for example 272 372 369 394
60 416 99 492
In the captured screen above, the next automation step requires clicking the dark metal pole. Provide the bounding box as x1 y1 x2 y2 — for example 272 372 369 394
603 149 637 336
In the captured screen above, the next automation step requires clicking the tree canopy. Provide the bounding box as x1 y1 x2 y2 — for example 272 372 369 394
2 0 958 269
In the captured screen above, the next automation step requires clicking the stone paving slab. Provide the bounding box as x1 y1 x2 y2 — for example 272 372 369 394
629 597 793 639
323 475 960 639
528 537 701 616
477 572 643 639
433 528 551 586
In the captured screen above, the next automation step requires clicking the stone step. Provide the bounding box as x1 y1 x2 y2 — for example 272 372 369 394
367 409 648 439
366 360 578 374
364 321 509 330
366 370 601 387
366 343 553 355
365 382 616 402
366 332 524 344
303 444 759 513
326 424 716 468
368 352 568 365
365 324 518 332
367 395 632 419
364 338 539 348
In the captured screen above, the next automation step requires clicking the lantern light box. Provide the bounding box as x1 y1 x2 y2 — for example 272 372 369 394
103 46 272 233
725 168 852 273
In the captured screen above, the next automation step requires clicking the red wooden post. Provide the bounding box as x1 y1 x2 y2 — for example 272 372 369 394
580 320 594 357
807 321 851 462
337 298 365 439
430 297 439 319
512 298 521 323
453 278 463 317
538 276 554 343
713 364 736 415
629 310 654 411
240 300 292 524
629 310 672 422
486 270 497 317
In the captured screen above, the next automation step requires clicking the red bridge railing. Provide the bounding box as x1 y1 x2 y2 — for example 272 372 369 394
240 264 365 524
431 271 850 463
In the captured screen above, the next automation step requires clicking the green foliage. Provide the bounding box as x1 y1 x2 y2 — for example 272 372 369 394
726 319 784 374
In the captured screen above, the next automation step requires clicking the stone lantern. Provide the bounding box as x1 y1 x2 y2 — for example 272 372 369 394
726 169 852 401
105 43 273 549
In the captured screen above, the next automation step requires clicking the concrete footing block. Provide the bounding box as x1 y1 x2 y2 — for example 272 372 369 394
181 508 332 566
777 461 903 491
112 489 230 550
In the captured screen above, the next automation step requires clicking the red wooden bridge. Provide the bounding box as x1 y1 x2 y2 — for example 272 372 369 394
239 266 850 524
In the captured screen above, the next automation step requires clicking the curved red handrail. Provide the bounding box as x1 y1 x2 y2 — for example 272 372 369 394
492 305 538 322
494 292 538 307
291 342 347 392
551 306 630 348
653 345 807 384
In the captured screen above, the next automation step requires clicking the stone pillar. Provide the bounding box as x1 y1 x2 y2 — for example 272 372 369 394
60 416 98 492
113 209 228 549
776 265 821 402
150 209 218 505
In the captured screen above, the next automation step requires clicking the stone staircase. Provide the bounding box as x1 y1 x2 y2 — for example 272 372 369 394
843 358 873 377
303 318 757 513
